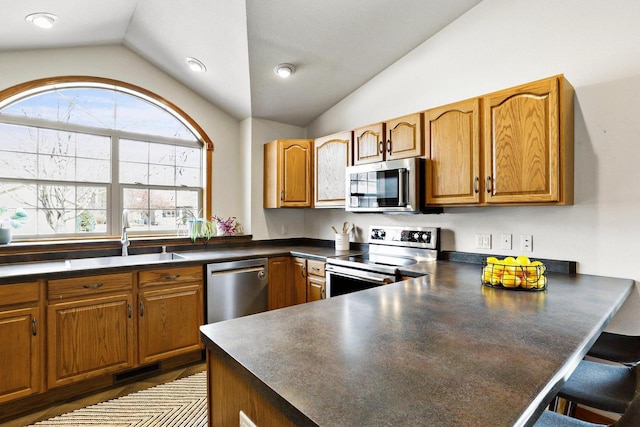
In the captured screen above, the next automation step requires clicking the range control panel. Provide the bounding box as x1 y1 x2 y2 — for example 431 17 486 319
369 226 439 249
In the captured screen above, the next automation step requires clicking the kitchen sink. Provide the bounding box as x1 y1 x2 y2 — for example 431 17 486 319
65 252 188 269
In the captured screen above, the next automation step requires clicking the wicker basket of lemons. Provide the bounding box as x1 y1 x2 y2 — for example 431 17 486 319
481 255 547 291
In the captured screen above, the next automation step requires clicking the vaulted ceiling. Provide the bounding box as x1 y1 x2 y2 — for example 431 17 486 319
0 0 482 126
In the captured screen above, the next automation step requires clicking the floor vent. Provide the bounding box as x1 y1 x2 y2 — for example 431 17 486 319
114 363 160 382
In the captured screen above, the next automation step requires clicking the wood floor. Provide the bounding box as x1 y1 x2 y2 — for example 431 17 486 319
2 362 206 427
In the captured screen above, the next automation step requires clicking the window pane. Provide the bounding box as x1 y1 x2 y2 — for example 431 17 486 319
120 161 148 185
38 154 75 181
76 159 110 182
0 151 37 179
120 139 148 162
0 123 38 153
115 92 197 141
123 188 149 209
149 164 174 186
176 167 200 187
176 146 201 168
149 143 175 165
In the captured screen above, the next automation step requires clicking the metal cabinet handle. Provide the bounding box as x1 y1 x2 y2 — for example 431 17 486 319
82 282 104 289
32 318 37 336
486 176 492 194
128 303 132 319
386 139 392 154
311 266 320 272
163 274 180 280
139 301 145 317
301 266 306 278
474 177 479 194
321 286 326 299
378 141 384 154
280 190 284 201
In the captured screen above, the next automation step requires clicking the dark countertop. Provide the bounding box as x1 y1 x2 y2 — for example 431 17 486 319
200 261 634 427
0 244 362 283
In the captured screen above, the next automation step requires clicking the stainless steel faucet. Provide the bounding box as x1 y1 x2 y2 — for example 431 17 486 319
121 209 130 256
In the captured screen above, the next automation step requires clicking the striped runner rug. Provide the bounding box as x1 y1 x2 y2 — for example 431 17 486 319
31 372 207 426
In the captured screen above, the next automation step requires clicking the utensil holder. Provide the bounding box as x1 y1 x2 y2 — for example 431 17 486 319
335 233 349 250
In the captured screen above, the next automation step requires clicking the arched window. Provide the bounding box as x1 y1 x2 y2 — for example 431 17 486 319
0 77 213 239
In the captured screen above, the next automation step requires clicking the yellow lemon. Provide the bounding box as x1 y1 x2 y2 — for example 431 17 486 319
530 261 546 275
486 256 499 265
521 277 537 289
516 255 531 265
482 267 492 283
501 274 521 288
536 275 548 289
503 257 517 265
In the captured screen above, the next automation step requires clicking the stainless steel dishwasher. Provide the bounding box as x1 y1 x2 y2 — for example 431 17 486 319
206 258 268 323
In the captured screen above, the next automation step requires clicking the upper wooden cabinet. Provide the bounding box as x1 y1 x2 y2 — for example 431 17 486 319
264 139 313 208
425 98 481 205
386 113 424 160
314 131 351 208
353 123 385 165
353 114 423 165
483 75 574 205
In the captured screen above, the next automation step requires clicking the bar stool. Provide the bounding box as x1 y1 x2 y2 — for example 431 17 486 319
535 391 640 426
557 359 638 415
587 332 640 366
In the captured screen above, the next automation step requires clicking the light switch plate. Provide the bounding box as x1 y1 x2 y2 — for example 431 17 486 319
501 233 512 250
521 234 533 252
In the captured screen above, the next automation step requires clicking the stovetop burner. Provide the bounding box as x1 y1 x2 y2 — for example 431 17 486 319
326 225 440 275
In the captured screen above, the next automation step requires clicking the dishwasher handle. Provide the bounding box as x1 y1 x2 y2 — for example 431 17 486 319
209 266 266 279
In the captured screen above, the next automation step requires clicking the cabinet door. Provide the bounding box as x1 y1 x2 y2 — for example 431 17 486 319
314 132 351 207
307 275 326 302
386 113 423 160
483 76 570 204
353 123 384 165
289 258 307 306
281 140 313 207
138 283 203 364
425 98 481 205
0 307 41 403
47 293 134 388
268 257 291 310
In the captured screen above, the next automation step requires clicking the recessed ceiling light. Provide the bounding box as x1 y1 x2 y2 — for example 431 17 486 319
186 57 207 73
25 12 58 29
273 63 296 79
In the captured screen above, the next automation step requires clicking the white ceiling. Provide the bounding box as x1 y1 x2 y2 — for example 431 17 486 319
0 0 482 127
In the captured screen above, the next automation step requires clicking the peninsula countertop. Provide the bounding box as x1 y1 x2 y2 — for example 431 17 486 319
200 261 634 427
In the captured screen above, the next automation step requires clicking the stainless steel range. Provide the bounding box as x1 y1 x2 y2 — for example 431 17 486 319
325 225 440 297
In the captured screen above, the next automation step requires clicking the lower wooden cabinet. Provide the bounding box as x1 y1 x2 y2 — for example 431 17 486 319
138 266 204 364
268 257 326 308
306 259 326 302
0 281 42 404
47 292 135 388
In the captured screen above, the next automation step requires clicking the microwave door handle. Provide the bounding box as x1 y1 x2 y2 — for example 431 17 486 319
398 168 406 206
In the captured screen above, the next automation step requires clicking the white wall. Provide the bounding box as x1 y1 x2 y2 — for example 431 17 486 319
0 45 245 229
249 118 307 240
305 0 640 332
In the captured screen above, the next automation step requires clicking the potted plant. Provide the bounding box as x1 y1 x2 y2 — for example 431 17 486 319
0 207 28 244
212 215 243 236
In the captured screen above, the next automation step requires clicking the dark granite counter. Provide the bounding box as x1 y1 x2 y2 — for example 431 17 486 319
0 244 362 283
200 261 634 427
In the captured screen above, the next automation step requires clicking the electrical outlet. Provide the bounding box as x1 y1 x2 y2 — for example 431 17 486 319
475 233 491 249
521 234 533 252
501 233 512 250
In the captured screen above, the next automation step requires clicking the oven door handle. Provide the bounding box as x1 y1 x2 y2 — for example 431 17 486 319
326 265 395 284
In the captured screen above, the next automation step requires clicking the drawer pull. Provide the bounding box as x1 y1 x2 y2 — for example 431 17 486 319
82 282 104 289
163 274 181 280
32 318 37 336
128 303 132 319
311 266 321 271
139 301 145 317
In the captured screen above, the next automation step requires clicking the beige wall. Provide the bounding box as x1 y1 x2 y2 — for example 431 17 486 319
305 0 640 332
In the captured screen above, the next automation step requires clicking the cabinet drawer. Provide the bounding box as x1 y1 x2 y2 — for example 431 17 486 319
307 260 325 277
139 266 203 288
48 273 133 300
0 282 39 307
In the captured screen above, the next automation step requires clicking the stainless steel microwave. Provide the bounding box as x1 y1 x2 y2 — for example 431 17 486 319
345 158 423 213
